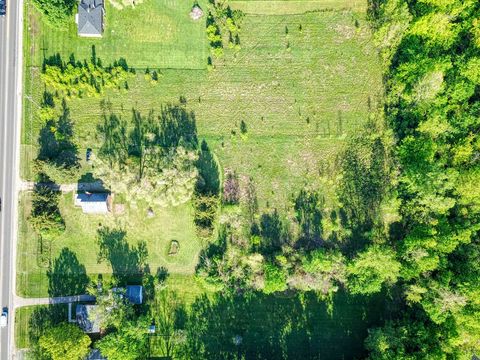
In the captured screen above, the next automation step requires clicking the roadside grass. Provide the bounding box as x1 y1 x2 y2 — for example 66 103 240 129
15 306 35 350
16 191 203 297
24 0 208 69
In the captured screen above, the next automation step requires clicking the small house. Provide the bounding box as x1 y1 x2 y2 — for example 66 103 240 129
75 192 111 214
76 0 105 37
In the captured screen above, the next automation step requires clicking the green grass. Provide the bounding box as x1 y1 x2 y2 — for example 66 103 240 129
230 0 366 14
15 307 36 350
22 9 381 209
17 192 203 297
25 0 208 69
19 0 382 308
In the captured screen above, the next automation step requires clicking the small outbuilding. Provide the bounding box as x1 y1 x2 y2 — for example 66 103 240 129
112 285 144 305
75 192 111 214
77 0 105 37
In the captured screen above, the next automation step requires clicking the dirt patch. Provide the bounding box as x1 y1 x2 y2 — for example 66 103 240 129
168 240 179 255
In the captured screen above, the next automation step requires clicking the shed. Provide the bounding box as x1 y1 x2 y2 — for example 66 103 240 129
126 285 144 305
75 192 111 214
76 304 101 333
77 0 105 37
112 285 144 305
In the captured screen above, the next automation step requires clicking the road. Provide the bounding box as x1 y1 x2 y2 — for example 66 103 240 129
0 0 23 358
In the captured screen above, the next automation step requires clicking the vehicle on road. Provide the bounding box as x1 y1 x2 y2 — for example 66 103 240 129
0 0 5 16
0 308 7 328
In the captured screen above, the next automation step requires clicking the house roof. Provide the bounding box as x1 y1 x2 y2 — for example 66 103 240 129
112 285 144 305
76 304 101 333
126 285 143 304
75 192 109 214
86 349 107 360
78 0 104 37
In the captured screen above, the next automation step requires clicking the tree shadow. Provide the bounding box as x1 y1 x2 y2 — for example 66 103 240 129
96 226 148 285
254 210 291 255
157 103 198 151
37 99 79 169
293 190 324 249
28 304 68 346
337 134 390 254
196 140 220 196
196 226 228 276
183 290 388 360
47 248 89 297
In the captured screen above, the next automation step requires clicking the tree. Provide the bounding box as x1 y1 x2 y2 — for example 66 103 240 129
96 321 148 360
263 263 287 294
38 323 91 360
150 290 187 358
30 183 65 238
94 106 199 207
347 245 400 295
32 0 77 28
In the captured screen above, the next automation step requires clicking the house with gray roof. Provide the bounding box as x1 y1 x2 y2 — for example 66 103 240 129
76 304 102 333
74 192 111 214
76 0 105 37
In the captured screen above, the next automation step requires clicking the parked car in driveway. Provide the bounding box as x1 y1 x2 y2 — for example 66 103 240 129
0 308 8 328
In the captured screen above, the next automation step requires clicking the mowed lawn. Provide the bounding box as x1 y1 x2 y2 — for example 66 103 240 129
230 0 366 14
22 9 381 208
17 192 203 297
24 0 208 69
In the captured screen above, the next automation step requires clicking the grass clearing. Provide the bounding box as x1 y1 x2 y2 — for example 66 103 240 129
230 0 366 14
22 9 381 209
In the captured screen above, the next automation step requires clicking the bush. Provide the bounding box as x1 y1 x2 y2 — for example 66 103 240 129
263 263 287 294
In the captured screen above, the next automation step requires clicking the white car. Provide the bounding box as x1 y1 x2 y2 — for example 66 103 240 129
0 309 8 328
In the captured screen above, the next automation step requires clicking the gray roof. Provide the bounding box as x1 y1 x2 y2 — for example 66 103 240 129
75 192 110 214
125 285 143 305
86 349 107 360
78 0 104 37
76 304 101 333
112 285 144 305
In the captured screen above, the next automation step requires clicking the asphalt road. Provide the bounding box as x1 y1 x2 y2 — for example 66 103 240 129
0 0 23 358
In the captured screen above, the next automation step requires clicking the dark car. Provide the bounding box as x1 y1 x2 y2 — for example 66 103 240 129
0 0 6 17
86 148 92 162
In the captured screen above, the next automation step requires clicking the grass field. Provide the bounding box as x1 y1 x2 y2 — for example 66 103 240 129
25 0 208 69
22 9 381 207
230 0 366 14
17 191 203 297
